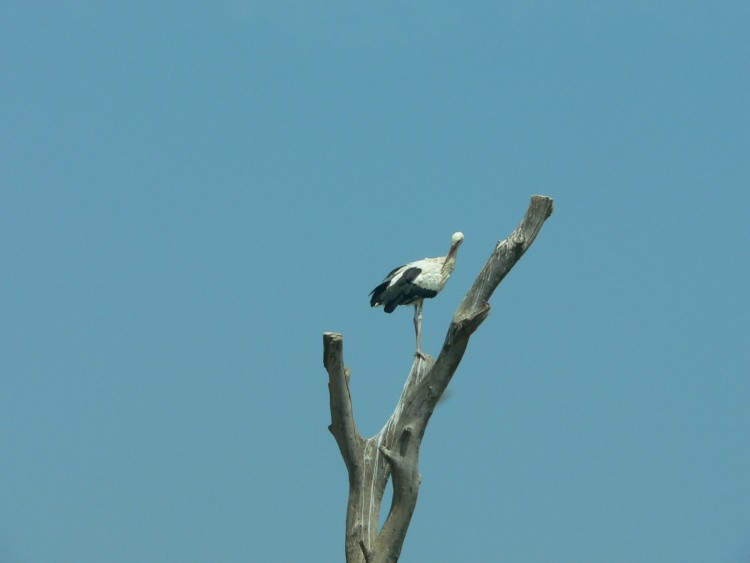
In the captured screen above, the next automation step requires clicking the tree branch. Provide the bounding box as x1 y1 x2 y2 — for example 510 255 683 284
458 194 554 316
372 427 421 563
323 332 362 475
412 195 554 417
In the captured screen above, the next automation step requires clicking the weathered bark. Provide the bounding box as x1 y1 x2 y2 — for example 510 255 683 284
323 195 554 562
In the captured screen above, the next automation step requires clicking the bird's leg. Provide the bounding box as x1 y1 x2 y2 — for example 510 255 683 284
414 301 427 360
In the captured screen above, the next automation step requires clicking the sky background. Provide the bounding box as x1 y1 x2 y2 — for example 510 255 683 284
2 2 749 562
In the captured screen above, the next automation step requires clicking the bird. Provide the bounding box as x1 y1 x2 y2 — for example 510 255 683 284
369 232 464 358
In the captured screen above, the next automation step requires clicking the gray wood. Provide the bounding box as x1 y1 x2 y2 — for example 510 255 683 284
323 195 554 562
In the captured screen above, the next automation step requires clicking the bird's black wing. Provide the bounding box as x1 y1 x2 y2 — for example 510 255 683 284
369 264 406 306
376 267 438 312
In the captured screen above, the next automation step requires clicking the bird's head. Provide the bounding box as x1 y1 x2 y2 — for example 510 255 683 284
446 232 464 261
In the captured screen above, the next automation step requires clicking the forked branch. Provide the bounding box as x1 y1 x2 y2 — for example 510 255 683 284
323 195 554 562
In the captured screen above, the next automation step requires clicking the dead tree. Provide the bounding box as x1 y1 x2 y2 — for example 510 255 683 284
323 195 554 562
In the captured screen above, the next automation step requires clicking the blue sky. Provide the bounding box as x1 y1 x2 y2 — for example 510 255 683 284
2 2 749 562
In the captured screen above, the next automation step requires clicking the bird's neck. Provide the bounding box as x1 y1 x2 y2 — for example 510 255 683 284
441 253 457 276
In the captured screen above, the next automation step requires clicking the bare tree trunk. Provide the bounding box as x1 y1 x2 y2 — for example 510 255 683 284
323 195 554 562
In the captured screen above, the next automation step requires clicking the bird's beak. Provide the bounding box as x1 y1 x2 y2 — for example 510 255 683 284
446 244 457 260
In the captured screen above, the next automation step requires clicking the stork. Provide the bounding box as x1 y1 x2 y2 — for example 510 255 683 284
369 232 464 358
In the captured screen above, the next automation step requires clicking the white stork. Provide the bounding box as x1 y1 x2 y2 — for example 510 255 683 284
369 232 464 358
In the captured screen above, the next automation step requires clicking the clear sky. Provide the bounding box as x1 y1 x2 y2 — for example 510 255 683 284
2 2 749 562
